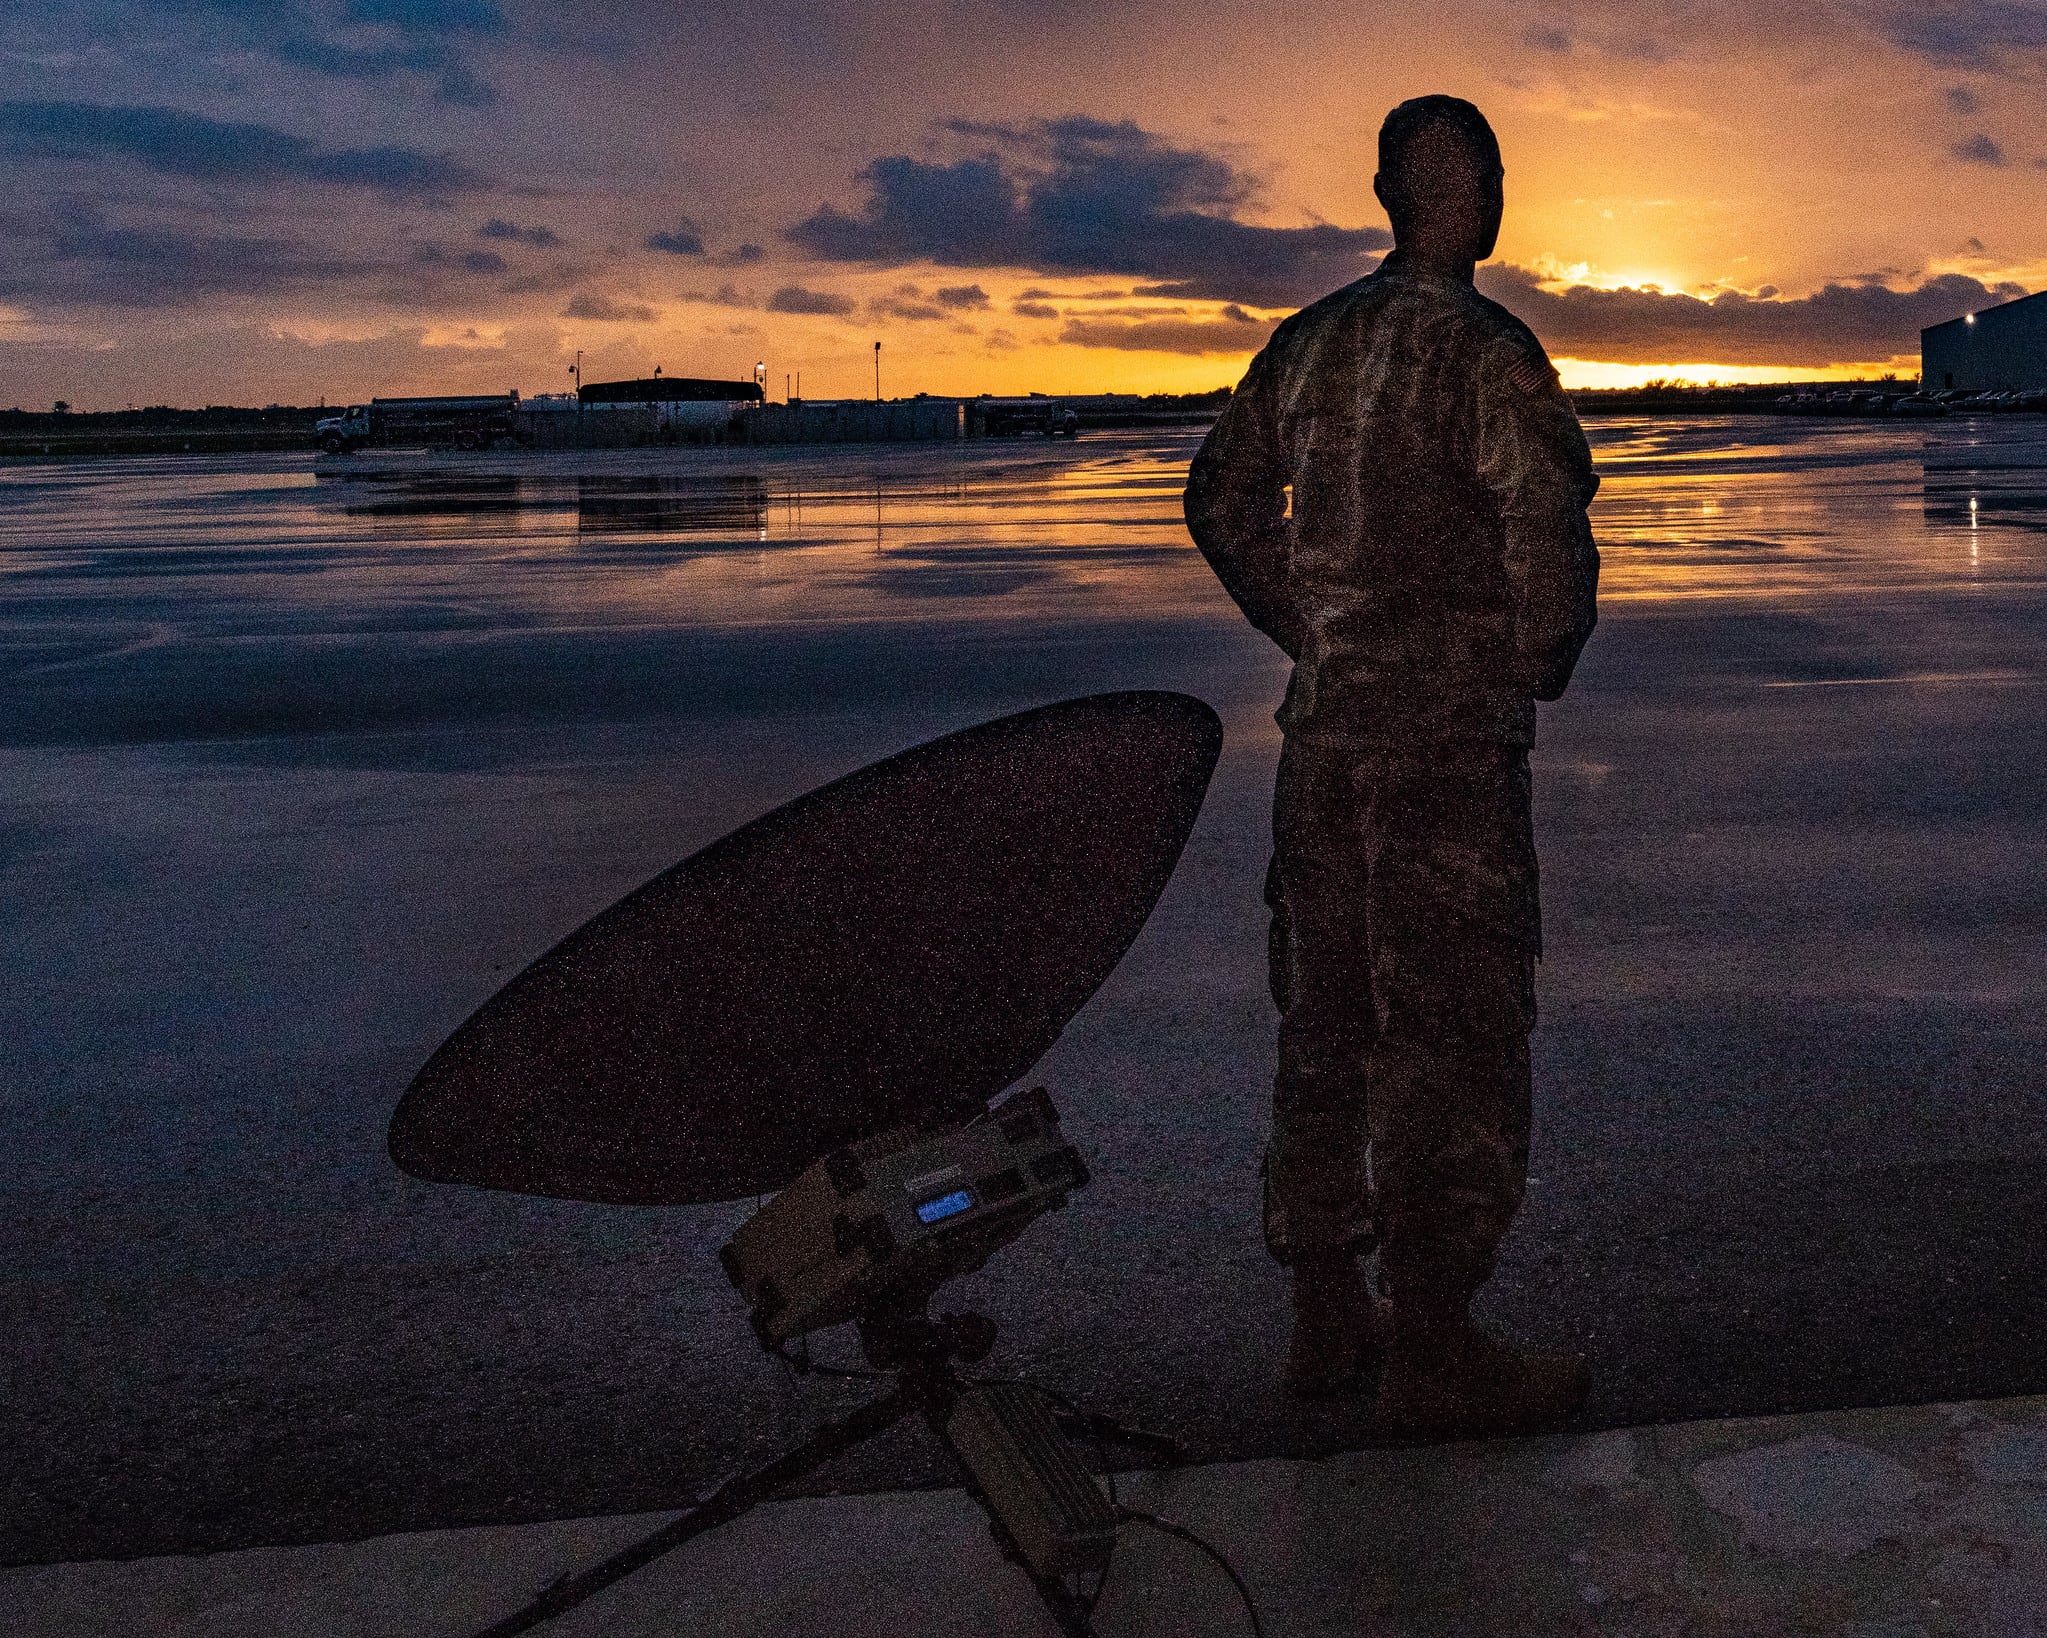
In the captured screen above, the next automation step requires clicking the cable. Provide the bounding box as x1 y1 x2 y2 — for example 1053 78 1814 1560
1113 1509 1265 1638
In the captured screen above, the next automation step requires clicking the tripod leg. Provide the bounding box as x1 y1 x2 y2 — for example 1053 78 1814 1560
1053 1407 1186 1465
1021 1566 1103 1638
470 1386 914 1638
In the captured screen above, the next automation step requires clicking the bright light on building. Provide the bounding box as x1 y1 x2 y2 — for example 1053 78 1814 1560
1924 289 2046 390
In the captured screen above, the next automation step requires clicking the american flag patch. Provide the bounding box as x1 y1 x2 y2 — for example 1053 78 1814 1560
1506 355 1557 395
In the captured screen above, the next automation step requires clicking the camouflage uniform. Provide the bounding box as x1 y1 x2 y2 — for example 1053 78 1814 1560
1184 249 1599 1307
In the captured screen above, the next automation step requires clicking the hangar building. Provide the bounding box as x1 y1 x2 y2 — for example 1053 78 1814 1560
580 375 765 432
1922 288 2047 391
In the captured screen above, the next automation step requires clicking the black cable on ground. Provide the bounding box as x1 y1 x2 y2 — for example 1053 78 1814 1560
1113 1508 1265 1638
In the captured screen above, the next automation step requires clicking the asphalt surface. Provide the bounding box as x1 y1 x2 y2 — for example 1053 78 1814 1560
5 422 2047 1564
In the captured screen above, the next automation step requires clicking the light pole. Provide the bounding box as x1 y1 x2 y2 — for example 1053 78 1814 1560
874 340 881 404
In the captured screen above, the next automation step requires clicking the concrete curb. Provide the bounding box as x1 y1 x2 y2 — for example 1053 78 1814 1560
7 1394 2044 1637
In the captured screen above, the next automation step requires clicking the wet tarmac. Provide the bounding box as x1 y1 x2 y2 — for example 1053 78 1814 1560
5 421 2047 1563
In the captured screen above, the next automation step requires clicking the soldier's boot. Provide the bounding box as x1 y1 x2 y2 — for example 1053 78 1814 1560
1374 1297 1589 1438
1283 1250 1382 1398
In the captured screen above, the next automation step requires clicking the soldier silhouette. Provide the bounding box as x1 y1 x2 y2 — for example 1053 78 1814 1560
1185 94 1601 1434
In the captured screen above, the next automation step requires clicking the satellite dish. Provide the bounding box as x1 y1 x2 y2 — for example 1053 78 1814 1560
389 691 1223 1206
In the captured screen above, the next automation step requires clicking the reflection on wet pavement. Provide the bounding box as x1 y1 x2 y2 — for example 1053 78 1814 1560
340 473 533 518
325 471 781 541
1589 416 2047 598
5 419 2045 593
2 417 2044 747
574 475 768 537
1922 436 2047 535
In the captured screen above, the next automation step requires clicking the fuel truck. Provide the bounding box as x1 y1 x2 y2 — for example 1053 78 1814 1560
315 392 521 453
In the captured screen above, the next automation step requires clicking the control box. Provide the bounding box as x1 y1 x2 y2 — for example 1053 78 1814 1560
719 1086 1087 1346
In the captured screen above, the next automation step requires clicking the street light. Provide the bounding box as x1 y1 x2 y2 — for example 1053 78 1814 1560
874 340 882 404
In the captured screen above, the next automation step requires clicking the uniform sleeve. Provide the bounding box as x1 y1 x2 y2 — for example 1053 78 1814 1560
1473 335 1601 701
1183 341 1303 658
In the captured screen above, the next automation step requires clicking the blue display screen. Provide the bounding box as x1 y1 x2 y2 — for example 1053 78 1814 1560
915 1189 974 1225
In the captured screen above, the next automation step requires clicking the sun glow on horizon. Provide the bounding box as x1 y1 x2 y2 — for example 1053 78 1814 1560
1553 358 1916 390
1526 256 1697 296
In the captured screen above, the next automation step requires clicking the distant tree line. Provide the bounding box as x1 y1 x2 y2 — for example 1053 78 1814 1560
0 404 329 431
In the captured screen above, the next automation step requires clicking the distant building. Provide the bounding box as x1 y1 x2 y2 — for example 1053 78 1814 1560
1921 289 2047 391
578 376 764 433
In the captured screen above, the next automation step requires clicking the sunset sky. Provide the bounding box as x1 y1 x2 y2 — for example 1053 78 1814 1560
4 0 2046 408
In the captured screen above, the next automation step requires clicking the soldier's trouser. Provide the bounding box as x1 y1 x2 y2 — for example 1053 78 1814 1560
1263 735 1539 1309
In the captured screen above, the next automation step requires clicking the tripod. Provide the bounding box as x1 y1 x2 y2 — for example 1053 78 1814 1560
470 1293 1184 1638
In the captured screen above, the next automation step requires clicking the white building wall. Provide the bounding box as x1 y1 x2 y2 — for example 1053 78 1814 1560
656 400 750 431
